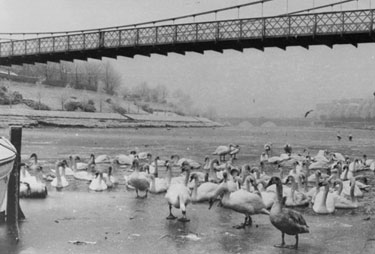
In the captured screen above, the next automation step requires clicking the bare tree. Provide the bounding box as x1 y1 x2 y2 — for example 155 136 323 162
101 61 121 95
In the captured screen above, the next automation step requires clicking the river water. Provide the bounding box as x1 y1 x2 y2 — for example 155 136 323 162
0 126 374 254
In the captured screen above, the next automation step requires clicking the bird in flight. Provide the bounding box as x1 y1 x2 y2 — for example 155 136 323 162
304 110 314 118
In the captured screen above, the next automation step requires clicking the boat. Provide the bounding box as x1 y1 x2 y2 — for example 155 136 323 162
0 137 17 213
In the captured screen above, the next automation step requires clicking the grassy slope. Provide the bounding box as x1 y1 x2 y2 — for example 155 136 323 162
2 80 149 114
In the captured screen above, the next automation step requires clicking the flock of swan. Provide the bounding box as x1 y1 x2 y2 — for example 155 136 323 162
18 143 373 249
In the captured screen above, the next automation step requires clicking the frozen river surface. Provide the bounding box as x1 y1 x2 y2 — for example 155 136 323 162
0 126 374 254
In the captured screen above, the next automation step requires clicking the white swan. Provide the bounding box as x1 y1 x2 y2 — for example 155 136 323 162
20 164 47 198
126 159 150 198
89 172 108 191
209 173 269 229
313 180 335 214
190 173 219 203
165 162 192 222
332 178 358 209
72 154 95 181
213 144 234 161
51 161 69 188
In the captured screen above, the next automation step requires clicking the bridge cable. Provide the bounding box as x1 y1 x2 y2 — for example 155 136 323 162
276 0 357 16
0 0 275 36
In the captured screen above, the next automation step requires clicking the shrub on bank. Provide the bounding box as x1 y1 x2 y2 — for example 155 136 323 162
22 99 51 110
64 99 96 112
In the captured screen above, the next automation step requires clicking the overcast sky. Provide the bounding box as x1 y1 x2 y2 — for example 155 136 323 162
2 0 375 118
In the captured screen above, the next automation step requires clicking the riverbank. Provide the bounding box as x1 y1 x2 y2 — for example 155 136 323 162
0 107 222 128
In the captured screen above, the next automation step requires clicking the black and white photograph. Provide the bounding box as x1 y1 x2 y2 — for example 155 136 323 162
0 0 375 253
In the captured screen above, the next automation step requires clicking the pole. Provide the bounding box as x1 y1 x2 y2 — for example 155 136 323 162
7 126 24 241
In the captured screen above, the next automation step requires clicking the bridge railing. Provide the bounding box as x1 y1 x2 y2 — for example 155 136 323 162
1 9 374 58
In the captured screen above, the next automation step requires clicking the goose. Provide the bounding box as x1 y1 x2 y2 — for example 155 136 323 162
332 178 358 209
266 176 309 249
209 173 269 229
89 172 108 191
190 173 219 203
165 162 192 222
51 161 69 188
126 159 150 198
313 180 335 214
213 144 234 161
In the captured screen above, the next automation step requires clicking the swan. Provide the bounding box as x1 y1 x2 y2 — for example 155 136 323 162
103 165 116 188
249 178 275 209
190 173 219 203
20 164 47 198
114 153 135 166
51 161 69 188
126 159 150 198
205 159 221 183
332 166 364 197
209 173 269 229
229 145 240 160
332 178 358 209
72 155 95 181
284 175 310 207
313 180 335 214
213 144 234 161
266 176 309 249
27 153 42 173
148 174 169 194
95 154 111 164
165 162 192 222
89 172 108 191
171 155 201 169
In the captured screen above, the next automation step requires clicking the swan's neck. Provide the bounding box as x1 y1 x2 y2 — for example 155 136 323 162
150 177 156 192
350 180 357 203
192 178 198 199
166 167 172 186
272 182 283 213
336 181 343 196
319 184 329 208
154 159 159 177
245 180 251 192
184 170 190 186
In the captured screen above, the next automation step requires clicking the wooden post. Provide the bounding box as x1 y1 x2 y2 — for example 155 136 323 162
7 126 23 241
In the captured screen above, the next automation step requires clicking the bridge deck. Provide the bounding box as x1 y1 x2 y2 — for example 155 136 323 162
1 9 375 65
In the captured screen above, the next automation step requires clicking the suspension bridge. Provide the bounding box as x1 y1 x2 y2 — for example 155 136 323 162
1 0 375 66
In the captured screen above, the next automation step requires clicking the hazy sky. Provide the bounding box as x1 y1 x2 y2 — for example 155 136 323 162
2 0 375 118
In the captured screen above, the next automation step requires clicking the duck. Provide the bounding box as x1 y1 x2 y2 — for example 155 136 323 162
266 176 309 249
313 180 335 214
89 172 108 191
332 178 359 209
212 144 234 161
165 162 192 222
190 173 219 203
126 159 150 198
51 161 69 188
209 173 269 229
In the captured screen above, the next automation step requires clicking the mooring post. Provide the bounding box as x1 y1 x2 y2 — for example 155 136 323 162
7 126 23 240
